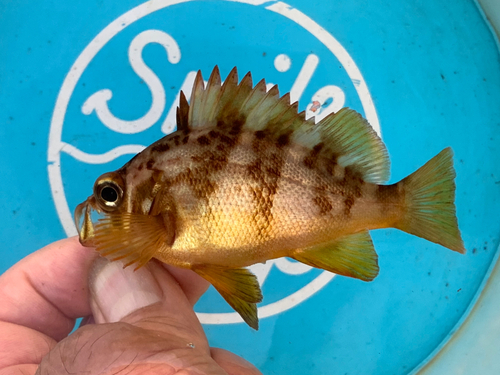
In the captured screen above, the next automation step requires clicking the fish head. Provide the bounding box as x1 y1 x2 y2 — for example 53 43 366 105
74 171 127 247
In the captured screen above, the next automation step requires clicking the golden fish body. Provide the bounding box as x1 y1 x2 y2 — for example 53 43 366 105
75 66 465 329
131 133 389 266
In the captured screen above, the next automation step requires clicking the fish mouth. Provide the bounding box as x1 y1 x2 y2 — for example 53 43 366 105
74 196 98 247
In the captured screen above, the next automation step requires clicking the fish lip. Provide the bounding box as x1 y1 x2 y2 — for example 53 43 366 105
74 196 97 247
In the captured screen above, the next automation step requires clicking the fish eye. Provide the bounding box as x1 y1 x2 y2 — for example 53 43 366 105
94 173 124 211
101 186 118 203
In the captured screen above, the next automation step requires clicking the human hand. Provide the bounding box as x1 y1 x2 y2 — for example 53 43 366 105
0 237 262 375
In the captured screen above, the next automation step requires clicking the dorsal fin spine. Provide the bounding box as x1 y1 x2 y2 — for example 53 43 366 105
239 79 267 118
246 85 282 131
188 70 205 128
213 67 239 124
216 67 238 111
269 93 294 129
218 71 253 124
203 66 222 125
176 90 189 132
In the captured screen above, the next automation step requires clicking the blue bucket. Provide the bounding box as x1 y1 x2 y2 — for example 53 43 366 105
1 1 499 373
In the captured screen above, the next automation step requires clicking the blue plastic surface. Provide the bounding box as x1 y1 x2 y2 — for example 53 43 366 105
1 1 499 374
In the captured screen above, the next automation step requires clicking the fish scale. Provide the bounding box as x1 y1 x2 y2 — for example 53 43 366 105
75 66 465 330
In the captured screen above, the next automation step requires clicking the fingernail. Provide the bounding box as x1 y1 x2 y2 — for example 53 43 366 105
89 257 163 323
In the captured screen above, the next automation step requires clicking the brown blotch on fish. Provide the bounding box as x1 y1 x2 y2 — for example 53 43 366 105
208 152 229 171
229 123 243 136
265 165 281 178
325 153 339 175
197 135 211 146
247 160 262 181
250 186 273 239
344 196 356 216
129 176 157 213
303 155 315 169
313 143 324 153
265 155 282 178
209 130 220 139
248 135 286 239
173 167 218 200
217 115 245 135
182 135 190 144
312 181 334 216
303 142 325 169
340 167 363 198
185 123 243 204
151 143 170 153
146 160 155 170
277 133 290 148
191 150 229 171
325 161 336 176
219 134 236 146
313 193 333 216
254 130 266 140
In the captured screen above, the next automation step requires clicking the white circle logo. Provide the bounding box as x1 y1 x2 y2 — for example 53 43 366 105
48 0 380 326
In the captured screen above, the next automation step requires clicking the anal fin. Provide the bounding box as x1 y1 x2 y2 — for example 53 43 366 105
292 231 379 281
193 265 263 330
93 213 168 270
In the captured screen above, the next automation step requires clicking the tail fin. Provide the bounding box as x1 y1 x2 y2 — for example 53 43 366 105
396 148 465 253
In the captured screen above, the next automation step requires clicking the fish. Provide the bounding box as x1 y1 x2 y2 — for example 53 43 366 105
75 66 465 329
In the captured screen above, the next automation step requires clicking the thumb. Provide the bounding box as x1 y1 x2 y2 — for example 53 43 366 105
88 256 203 334
89 257 163 324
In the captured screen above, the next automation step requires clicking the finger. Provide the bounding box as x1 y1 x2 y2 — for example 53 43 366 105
89 257 207 345
211 348 263 375
0 237 98 341
0 364 38 375
0 321 55 370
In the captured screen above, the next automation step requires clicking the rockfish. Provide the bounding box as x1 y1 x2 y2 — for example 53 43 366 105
75 66 465 329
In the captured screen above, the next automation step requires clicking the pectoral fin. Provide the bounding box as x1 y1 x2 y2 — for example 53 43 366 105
93 213 169 270
193 265 263 330
292 231 379 281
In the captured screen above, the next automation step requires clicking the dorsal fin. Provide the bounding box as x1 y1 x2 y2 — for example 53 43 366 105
293 108 390 183
326 109 389 183
178 66 389 183
183 66 307 135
